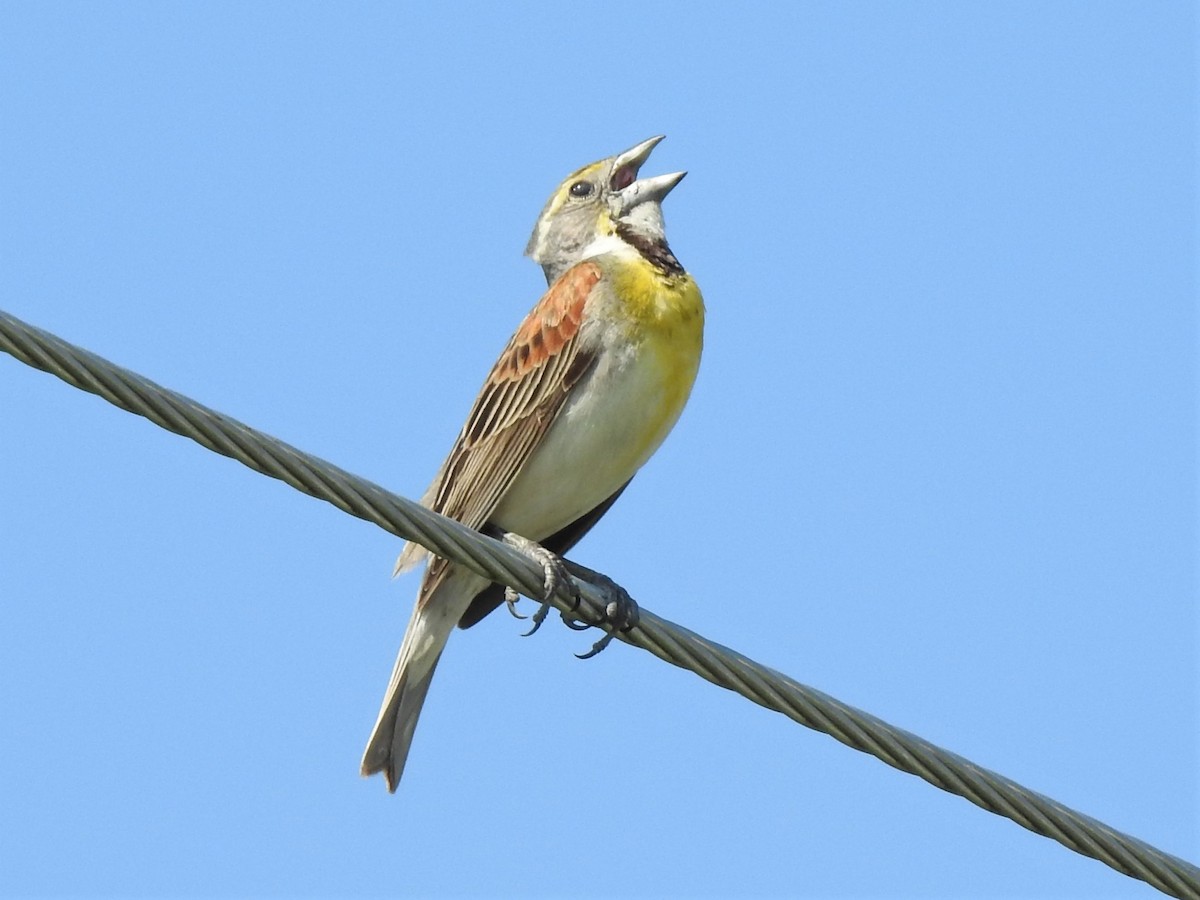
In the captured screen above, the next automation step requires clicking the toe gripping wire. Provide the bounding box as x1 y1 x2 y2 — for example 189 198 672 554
2 309 1198 900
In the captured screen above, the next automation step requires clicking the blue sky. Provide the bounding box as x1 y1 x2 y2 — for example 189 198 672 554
1 2 1194 897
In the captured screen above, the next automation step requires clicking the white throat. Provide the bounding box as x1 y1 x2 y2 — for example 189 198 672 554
578 231 639 262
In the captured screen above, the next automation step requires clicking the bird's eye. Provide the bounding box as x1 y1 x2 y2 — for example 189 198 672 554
568 180 593 198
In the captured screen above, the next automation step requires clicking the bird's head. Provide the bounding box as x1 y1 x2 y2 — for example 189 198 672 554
525 135 686 283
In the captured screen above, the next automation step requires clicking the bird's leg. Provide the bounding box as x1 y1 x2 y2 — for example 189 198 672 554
560 559 640 658
497 531 581 637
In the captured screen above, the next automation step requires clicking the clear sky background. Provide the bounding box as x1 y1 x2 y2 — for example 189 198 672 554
0 3 1194 898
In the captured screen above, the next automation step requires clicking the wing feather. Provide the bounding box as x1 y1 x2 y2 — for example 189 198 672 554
397 261 603 600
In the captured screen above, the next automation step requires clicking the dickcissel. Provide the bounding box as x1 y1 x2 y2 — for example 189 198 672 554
361 136 704 792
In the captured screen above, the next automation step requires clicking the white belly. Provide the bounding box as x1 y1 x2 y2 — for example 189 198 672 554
488 344 684 541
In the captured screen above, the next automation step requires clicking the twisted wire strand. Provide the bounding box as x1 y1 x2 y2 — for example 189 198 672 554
2 308 1197 900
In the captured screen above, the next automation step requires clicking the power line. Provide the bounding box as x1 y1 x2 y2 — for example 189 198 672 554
2 308 1197 900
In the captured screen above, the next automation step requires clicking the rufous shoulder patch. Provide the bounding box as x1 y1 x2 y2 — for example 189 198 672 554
494 261 601 382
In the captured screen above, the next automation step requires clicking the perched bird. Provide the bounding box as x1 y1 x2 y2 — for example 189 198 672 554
361 136 704 792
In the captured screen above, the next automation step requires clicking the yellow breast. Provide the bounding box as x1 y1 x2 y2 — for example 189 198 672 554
610 257 705 456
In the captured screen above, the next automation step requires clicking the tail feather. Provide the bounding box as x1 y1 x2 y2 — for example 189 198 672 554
360 653 443 791
361 568 482 792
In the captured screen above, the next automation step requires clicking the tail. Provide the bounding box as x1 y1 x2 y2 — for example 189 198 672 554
360 579 464 792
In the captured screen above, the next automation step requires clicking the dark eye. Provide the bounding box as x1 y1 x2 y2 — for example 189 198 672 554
568 180 593 198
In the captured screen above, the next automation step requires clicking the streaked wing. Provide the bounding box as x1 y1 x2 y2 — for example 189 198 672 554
408 261 604 602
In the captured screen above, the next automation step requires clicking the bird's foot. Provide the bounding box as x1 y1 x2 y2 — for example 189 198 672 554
499 531 580 637
497 532 638 656
560 560 640 659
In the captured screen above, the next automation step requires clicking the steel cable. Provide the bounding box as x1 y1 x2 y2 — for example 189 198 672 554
2 308 1196 899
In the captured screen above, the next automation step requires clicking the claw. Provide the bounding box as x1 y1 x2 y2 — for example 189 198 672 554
504 586 527 620
576 630 616 660
558 588 589 630
575 598 642 658
522 600 552 637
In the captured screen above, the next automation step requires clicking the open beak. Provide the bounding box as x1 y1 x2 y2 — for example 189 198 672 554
610 135 686 213
610 135 664 189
